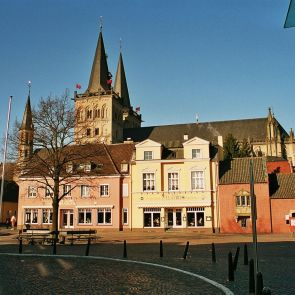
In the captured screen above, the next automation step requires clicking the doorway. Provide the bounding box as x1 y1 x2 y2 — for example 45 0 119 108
61 209 74 228
167 209 182 228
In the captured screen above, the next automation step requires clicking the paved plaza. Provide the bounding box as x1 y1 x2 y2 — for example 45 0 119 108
0 229 294 294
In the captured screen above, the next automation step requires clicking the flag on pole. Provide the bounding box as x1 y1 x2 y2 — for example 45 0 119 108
284 0 295 28
135 107 140 113
76 83 81 89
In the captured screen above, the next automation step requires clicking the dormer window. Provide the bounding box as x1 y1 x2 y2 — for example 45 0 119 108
121 162 129 173
192 149 201 159
85 163 91 172
66 163 73 173
144 151 153 160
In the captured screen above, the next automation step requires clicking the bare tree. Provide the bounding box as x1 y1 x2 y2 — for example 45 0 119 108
14 92 98 232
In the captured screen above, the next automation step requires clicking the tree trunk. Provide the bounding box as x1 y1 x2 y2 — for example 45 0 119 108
51 179 60 232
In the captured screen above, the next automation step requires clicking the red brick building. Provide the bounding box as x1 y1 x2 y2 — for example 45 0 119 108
218 157 271 233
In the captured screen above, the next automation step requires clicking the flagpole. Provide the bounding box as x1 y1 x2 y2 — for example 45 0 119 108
0 96 12 223
250 158 259 294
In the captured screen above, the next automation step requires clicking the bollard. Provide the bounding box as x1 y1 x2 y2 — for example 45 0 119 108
183 241 189 259
244 244 248 265
52 238 57 255
123 240 127 258
228 251 234 281
212 243 216 263
249 259 255 294
18 238 23 254
85 238 91 256
160 240 163 258
256 272 264 295
233 246 240 271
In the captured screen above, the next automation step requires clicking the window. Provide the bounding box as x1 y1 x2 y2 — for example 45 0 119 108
42 209 52 224
236 195 250 207
28 186 37 198
168 172 179 191
86 128 91 137
78 209 92 224
187 207 204 227
144 208 161 227
144 151 153 160
191 171 205 190
25 209 38 224
100 185 109 197
123 208 128 225
122 183 129 197
143 173 155 191
94 109 100 118
97 208 112 225
81 185 90 197
192 149 201 159
85 163 91 172
63 185 71 197
237 216 250 228
45 186 53 198
66 163 73 173
121 163 129 173
87 109 92 119
95 128 99 136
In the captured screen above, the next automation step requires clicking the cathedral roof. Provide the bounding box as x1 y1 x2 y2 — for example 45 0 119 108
124 117 289 148
114 52 131 108
85 31 110 94
20 95 33 131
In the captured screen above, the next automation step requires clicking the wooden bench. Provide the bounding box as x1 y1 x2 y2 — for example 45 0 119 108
18 229 52 245
65 230 97 245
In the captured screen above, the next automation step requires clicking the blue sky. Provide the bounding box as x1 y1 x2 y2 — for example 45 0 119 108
1 0 294 141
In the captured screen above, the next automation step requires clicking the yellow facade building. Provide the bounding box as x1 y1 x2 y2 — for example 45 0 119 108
131 137 219 231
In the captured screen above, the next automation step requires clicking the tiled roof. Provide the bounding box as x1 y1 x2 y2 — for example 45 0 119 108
219 157 267 184
269 173 295 199
124 118 289 148
21 142 134 177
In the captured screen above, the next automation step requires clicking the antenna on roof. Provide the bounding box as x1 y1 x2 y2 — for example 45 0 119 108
99 16 103 32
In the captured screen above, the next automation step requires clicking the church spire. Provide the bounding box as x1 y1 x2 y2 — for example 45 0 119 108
114 51 131 108
20 84 33 131
86 29 110 94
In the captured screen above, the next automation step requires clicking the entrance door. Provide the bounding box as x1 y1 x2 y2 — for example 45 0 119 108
166 209 182 228
61 209 74 228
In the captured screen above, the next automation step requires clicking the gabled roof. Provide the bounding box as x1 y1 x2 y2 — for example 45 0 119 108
114 52 130 108
219 157 267 184
124 117 289 148
20 95 33 131
269 173 295 199
85 31 110 94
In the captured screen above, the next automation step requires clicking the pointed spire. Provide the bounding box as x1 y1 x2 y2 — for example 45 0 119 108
86 30 110 94
20 83 34 131
114 52 131 107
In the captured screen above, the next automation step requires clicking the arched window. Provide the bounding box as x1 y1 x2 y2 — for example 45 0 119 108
87 109 92 119
101 105 106 119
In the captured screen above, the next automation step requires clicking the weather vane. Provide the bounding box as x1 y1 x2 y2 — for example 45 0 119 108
28 80 31 96
99 16 103 31
119 38 122 52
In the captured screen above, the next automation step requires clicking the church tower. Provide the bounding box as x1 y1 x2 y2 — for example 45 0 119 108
74 27 141 144
18 92 34 163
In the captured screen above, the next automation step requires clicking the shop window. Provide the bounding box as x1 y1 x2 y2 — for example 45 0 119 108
97 208 112 225
78 209 92 224
143 208 161 227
